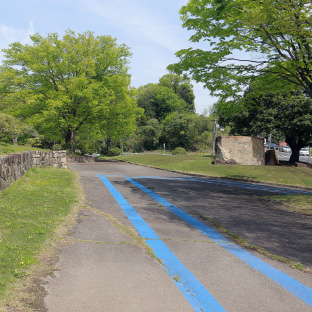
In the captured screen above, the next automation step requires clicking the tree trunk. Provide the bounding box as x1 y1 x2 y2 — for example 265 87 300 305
286 136 304 164
65 129 76 154
106 138 111 155
12 137 18 145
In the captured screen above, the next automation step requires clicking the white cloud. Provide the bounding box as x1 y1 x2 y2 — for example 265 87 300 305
70 0 189 52
0 21 35 61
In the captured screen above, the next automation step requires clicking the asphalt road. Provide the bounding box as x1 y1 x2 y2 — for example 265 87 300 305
276 150 312 164
43 161 312 312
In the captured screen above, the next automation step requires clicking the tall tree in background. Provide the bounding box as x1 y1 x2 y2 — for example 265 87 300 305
1 30 135 152
218 92 312 163
169 0 312 103
159 73 195 112
137 73 195 121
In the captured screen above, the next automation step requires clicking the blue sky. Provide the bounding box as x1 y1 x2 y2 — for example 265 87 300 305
0 0 217 114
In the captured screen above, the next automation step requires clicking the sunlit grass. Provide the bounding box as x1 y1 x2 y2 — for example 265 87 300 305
0 142 47 157
116 154 312 188
0 167 78 299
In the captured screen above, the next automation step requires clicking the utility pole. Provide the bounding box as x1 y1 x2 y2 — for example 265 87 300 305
212 115 217 155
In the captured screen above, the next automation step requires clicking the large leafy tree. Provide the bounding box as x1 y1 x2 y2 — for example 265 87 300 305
162 112 211 150
159 73 195 112
169 0 312 102
137 73 195 121
136 83 187 121
1 30 134 152
0 112 36 145
218 92 312 163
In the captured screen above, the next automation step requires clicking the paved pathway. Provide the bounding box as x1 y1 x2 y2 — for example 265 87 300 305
43 161 312 312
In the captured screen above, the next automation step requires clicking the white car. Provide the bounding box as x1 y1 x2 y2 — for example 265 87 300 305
280 146 291 153
299 148 310 156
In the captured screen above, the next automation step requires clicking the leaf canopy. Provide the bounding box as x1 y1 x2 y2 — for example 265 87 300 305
169 0 312 101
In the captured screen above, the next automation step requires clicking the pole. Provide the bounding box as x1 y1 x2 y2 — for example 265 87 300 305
212 115 217 155
268 133 272 149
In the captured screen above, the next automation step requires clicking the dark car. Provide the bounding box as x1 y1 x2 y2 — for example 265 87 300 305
269 143 278 150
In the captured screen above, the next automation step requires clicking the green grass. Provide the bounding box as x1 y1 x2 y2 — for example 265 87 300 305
0 142 47 157
115 153 312 214
0 167 78 299
116 154 312 188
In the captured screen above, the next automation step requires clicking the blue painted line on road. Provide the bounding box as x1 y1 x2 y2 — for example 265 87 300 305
181 177 312 195
126 178 312 308
98 174 226 312
131 176 312 195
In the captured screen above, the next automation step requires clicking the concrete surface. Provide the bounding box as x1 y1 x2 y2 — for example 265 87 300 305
43 161 312 312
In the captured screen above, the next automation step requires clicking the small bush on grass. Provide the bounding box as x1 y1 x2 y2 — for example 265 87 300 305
109 147 121 156
172 147 187 155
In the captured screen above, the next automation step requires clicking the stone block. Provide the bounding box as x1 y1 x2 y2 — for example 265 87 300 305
215 136 265 165
265 150 279 165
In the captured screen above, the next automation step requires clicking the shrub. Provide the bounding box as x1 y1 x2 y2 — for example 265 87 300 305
109 147 121 156
172 147 187 155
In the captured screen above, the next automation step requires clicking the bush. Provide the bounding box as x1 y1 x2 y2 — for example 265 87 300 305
27 136 44 148
109 147 121 156
172 147 187 155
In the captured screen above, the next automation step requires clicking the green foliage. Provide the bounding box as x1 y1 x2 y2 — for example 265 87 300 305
134 118 162 151
137 84 187 120
0 113 36 145
218 91 312 162
27 135 45 148
1 29 136 152
159 73 195 112
172 147 187 155
169 0 312 102
162 112 212 151
109 147 121 156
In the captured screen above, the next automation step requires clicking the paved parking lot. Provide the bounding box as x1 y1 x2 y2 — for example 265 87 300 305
43 161 312 312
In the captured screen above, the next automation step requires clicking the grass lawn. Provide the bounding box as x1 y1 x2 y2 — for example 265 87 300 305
115 153 312 214
0 142 47 157
116 154 312 187
0 167 79 304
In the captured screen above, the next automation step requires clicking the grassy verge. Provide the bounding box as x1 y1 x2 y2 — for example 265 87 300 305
0 167 79 302
114 154 312 213
0 142 47 157
115 154 312 188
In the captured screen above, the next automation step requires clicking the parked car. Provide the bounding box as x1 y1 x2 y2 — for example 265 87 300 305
264 143 278 150
270 143 278 150
299 148 310 156
280 146 291 153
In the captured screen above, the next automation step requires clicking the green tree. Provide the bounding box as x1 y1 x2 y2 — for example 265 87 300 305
162 112 211 150
218 92 312 163
1 30 133 152
136 118 162 151
159 73 195 111
137 84 187 121
169 0 312 102
101 87 141 153
0 113 36 145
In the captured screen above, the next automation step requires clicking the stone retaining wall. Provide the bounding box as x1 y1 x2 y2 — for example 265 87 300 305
0 150 67 190
67 156 95 163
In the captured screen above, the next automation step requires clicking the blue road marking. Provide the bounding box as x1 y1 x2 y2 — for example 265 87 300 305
130 176 312 195
181 177 312 195
98 174 226 312
126 177 312 308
